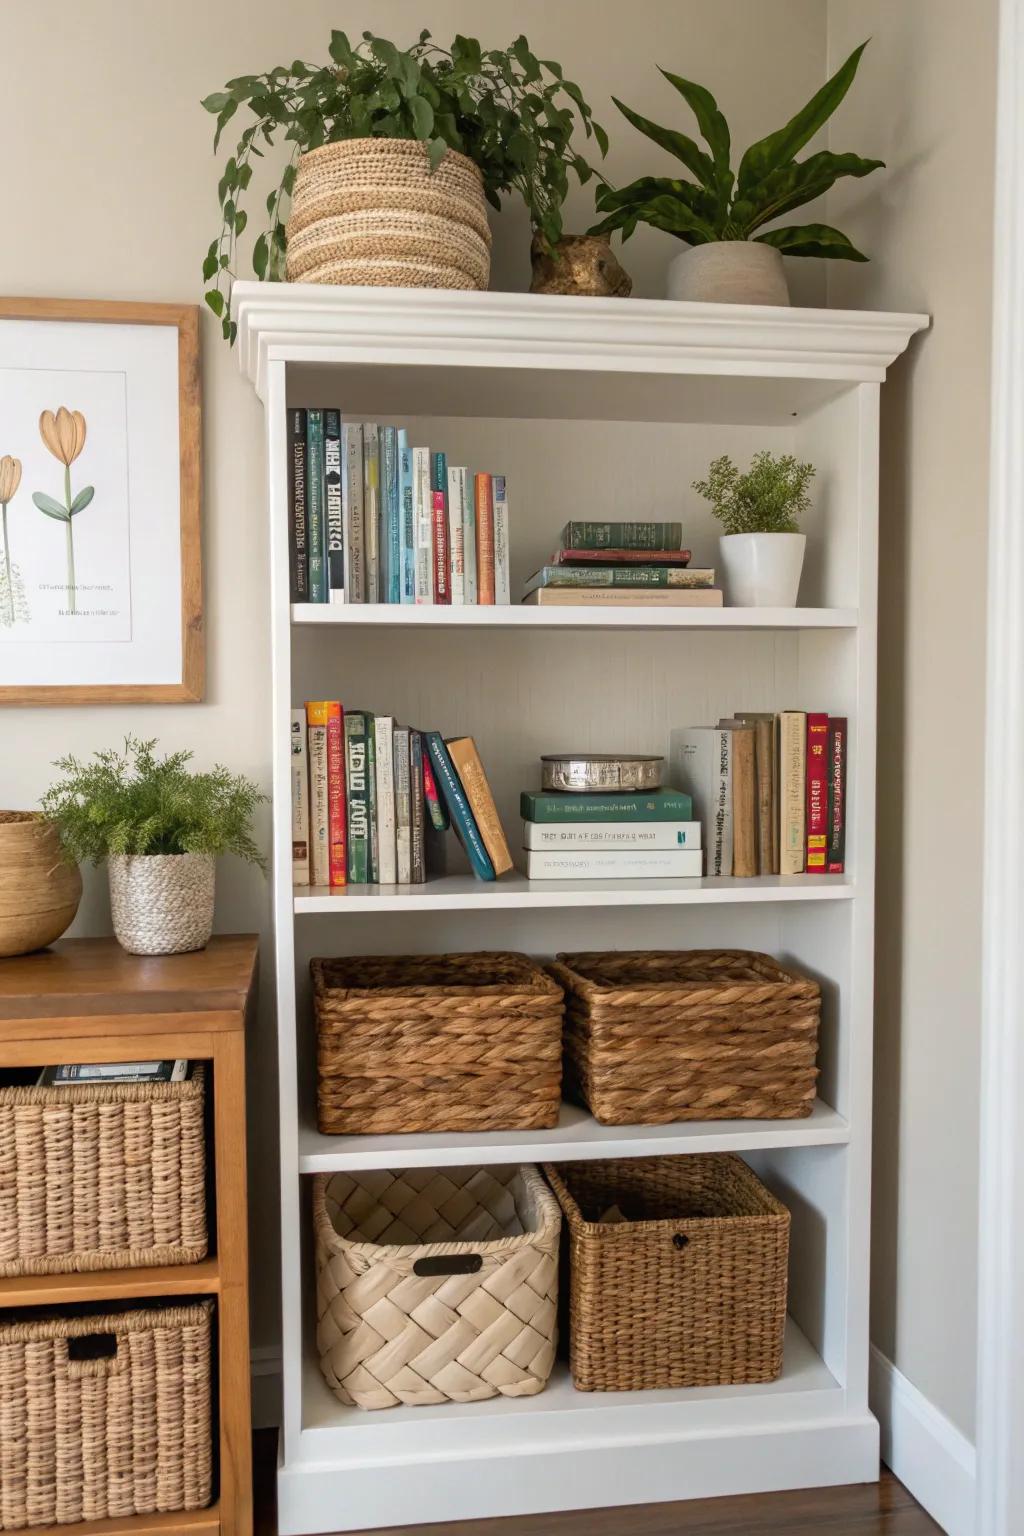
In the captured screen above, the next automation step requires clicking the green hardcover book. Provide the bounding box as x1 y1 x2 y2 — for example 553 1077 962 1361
306 409 327 602
366 718 379 882
520 787 694 823
558 521 685 552
525 565 715 593
344 712 369 882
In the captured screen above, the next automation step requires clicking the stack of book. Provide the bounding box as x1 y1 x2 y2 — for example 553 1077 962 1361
669 711 847 877
37 1060 190 1085
293 704 514 887
288 409 511 606
522 521 722 608
521 787 702 880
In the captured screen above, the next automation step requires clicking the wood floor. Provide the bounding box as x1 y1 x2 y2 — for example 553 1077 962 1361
254 1430 942 1535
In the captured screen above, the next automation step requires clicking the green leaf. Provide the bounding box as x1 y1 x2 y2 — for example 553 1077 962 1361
70 486 94 515
329 30 355 66
427 135 448 172
369 36 401 72
658 70 731 192
202 252 218 281
611 97 716 189
740 150 885 233
252 233 269 279
591 191 716 244
408 93 433 140
512 36 541 83
755 222 869 260
205 289 225 317
737 40 870 195
234 209 247 236
201 91 231 114
593 122 609 157
32 493 69 521
213 98 238 152
452 34 483 73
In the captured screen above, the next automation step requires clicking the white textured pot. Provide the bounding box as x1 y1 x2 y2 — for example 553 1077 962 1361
108 853 215 956
719 532 807 608
667 241 790 305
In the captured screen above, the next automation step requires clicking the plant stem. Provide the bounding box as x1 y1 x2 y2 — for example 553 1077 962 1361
1 503 13 625
64 465 76 615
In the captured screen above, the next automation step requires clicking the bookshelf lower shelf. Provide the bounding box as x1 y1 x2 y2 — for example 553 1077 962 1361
291 603 858 630
0 1257 221 1307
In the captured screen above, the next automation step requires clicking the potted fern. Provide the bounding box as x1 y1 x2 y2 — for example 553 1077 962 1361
41 737 266 956
590 42 882 305
693 452 815 607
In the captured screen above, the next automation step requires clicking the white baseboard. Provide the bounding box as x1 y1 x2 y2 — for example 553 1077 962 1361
251 1346 282 1431
870 1346 976 1536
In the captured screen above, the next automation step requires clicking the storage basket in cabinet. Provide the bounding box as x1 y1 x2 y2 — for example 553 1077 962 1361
551 950 821 1125
544 1155 790 1391
0 1068 207 1277
0 1301 213 1529
312 952 564 1134
314 1165 561 1409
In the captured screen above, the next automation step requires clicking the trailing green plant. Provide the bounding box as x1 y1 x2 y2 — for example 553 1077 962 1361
693 452 815 535
202 31 606 339
590 41 881 262
41 737 267 867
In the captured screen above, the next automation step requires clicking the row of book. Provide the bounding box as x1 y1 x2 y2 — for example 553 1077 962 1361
521 786 702 880
524 520 723 609
292 704 514 887
669 712 847 877
288 410 511 606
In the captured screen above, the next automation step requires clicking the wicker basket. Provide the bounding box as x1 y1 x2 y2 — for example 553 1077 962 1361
286 138 492 290
0 1068 206 1277
312 952 564 1135
0 1301 213 1528
544 1155 790 1391
551 950 821 1125
314 1165 560 1409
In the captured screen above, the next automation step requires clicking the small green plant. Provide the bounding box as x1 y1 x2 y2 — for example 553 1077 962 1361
41 737 267 868
693 452 815 535
590 41 881 261
202 30 605 339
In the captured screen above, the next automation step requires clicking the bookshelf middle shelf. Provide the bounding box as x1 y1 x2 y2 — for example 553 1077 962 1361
291 604 859 631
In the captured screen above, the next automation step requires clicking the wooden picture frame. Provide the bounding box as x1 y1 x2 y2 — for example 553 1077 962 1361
0 298 203 703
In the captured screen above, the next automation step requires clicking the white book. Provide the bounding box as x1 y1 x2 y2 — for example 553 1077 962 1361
524 848 703 880
373 715 397 883
393 726 412 884
669 726 733 877
342 424 364 603
447 466 466 605
306 711 331 887
461 466 478 604
492 474 511 605
523 821 702 851
412 447 433 604
290 709 310 886
363 422 380 603
779 710 807 874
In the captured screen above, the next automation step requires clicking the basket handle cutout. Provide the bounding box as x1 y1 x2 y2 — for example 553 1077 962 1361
672 1233 690 1251
67 1332 119 1363
413 1254 483 1277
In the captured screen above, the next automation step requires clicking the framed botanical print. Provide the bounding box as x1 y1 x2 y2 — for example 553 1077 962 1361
0 298 203 703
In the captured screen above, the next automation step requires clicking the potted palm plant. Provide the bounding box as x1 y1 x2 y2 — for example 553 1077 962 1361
202 31 604 338
590 42 882 305
693 452 815 607
41 737 266 956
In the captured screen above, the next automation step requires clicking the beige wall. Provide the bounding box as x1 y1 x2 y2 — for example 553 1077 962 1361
0 0 828 1352
826 0 996 1440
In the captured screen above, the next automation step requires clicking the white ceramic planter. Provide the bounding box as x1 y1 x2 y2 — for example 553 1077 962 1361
108 852 215 956
667 241 790 306
719 532 806 608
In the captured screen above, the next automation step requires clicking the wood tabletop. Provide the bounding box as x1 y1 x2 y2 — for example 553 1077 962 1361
0 935 259 1024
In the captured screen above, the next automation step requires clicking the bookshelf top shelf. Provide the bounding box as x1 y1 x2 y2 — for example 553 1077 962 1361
234 282 928 413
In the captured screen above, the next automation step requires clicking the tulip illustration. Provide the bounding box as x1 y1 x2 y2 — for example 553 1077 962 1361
32 408 94 615
0 455 27 627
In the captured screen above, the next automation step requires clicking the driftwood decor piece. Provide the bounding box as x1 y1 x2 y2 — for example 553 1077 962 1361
530 234 632 297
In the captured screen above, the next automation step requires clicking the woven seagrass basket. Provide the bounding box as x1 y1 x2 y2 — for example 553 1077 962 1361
544 1155 790 1392
0 1067 206 1277
0 1301 213 1528
312 952 564 1135
314 1164 560 1409
286 138 492 290
551 949 821 1125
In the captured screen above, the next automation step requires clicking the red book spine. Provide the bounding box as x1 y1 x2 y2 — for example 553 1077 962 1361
325 704 347 887
826 717 847 873
431 490 451 604
475 473 495 605
552 547 693 567
805 713 829 872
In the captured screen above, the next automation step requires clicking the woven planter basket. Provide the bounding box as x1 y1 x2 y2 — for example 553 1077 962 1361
108 853 215 956
0 812 81 958
544 1155 790 1392
314 1164 560 1410
0 1301 213 1528
312 952 564 1135
551 949 821 1125
286 138 492 290
0 1068 206 1277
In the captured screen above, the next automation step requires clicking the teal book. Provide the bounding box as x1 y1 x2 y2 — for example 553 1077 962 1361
366 719 379 882
558 521 685 552
398 429 415 603
343 711 369 882
521 787 694 823
424 732 495 881
382 426 400 605
524 565 715 593
363 424 380 603
306 409 327 602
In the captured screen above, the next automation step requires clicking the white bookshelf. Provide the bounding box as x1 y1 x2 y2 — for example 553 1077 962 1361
234 281 926 1534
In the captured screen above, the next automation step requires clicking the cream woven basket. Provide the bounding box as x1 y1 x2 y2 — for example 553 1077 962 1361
314 1165 560 1410
286 138 492 290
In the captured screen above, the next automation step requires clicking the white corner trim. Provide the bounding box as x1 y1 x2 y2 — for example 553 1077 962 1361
870 1347 976 1536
